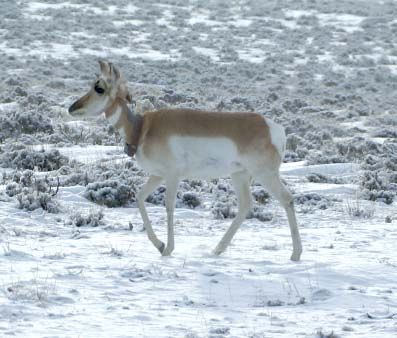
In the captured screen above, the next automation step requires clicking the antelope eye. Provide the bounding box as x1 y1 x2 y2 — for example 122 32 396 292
94 84 105 94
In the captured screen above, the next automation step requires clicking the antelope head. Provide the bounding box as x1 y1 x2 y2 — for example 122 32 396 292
68 60 132 117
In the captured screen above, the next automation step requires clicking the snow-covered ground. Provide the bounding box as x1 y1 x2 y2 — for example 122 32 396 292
1 157 396 337
1 1 397 337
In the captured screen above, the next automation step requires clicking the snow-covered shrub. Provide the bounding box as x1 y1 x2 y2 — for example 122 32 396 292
5 279 56 304
159 90 198 105
145 185 166 205
252 186 270 204
360 171 388 191
304 131 333 149
216 97 254 112
389 170 397 185
210 179 237 219
282 98 308 113
247 206 273 222
284 117 314 136
306 173 344 184
5 182 21 197
4 170 34 196
0 109 54 140
68 209 104 227
57 165 73 176
6 170 60 213
360 187 394 205
306 173 329 183
63 171 93 187
211 200 236 219
286 134 303 152
51 118 123 146
294 193 333 210
372 128 397 138
306 149 346 165
284 150 301 162
336 137 381 160
181 192 201 208
305 135 393 166
84 180 135 207
13 169 34 186
5 170 54 197
358 142 397 204
145 180 204 207
359 171 395 204
210 180 273 220
285 129 335 163
1 148 69 171
360 155 384 171
56 123 91 145
17 190 59 213
59 160 145 207
61 157 144 187
345 198 375 219
315 329 340 338
385 157 397 172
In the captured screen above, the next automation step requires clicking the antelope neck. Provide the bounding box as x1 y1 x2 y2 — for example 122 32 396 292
105 97 143 157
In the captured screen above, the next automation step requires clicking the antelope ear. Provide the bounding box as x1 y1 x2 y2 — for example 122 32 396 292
109 63 121 81
98 60 110 75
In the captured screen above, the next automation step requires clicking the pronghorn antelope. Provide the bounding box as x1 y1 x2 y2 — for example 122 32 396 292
68 61 302 261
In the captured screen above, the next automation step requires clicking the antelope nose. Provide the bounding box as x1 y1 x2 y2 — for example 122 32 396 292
68 100 80 114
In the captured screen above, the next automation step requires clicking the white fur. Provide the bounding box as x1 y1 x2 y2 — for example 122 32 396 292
137 136 244 179
264 117 286 158
85 96 109 117
118 127 126 139
107 106 122 126
169 136 243 178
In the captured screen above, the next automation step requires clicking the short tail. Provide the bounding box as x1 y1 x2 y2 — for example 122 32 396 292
264 117 286 160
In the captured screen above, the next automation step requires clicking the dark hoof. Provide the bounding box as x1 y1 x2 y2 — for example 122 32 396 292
158 242 165 254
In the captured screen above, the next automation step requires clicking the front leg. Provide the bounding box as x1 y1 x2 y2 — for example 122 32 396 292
161 178 179 256
136 175 165 253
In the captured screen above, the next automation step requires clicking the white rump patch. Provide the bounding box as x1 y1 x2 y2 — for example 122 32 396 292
264 117 286 158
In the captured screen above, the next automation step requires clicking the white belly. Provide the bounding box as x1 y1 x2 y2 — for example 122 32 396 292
137 136 245 179
171 136 245 178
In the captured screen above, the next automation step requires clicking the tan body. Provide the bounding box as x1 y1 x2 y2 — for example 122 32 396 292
137 108 281 179
69 61 302 260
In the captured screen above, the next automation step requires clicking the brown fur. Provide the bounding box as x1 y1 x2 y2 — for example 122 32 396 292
139 108 280 166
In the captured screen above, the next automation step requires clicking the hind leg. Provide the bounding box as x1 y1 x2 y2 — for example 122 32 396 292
257 171 302 261
213 170 252 255
161 177 179 256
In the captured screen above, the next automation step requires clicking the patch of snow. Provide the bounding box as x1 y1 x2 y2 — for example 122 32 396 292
317 13 365 33
281 162 360 176
229 17 252 27
237 48 267 63
24 2 127 15
0 102 19 114
113 19 144 27
30 145 124 164
284 9 365 33
187 11 222 27
156 9 177 30
192 46 220 62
